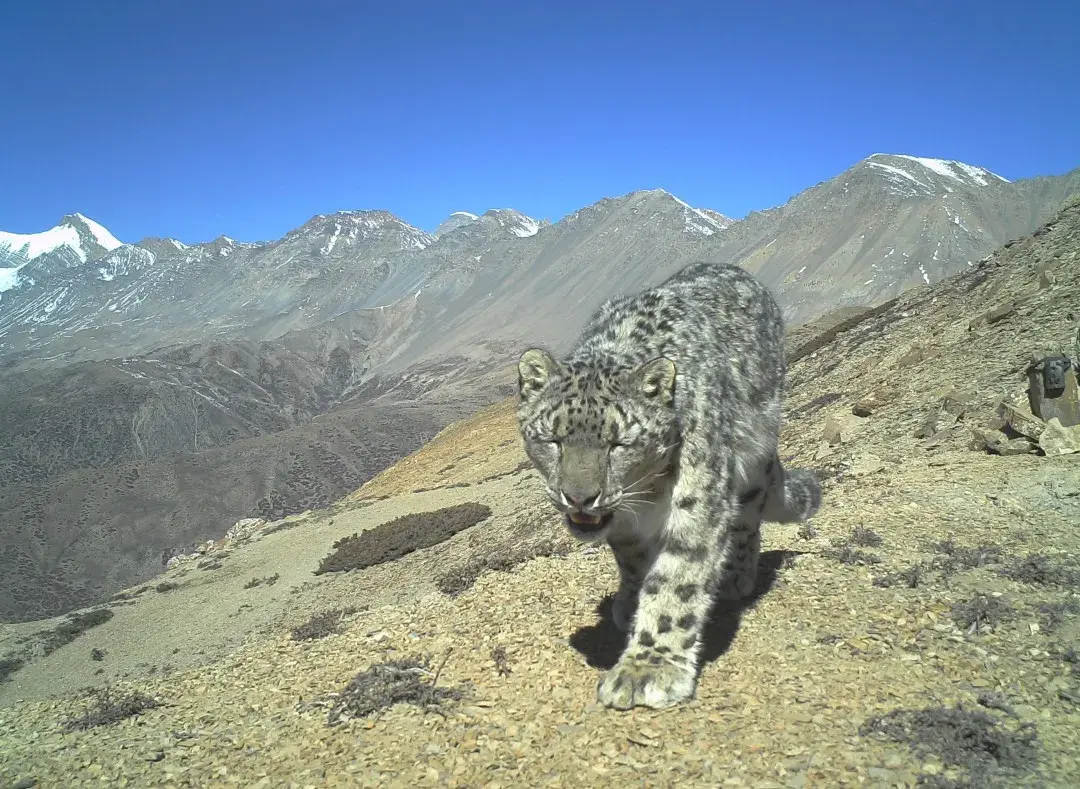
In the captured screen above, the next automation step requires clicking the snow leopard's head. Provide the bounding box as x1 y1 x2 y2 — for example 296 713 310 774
515 347 680 541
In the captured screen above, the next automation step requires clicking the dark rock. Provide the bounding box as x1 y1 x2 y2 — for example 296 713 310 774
968 301 1017 330
852 387 897 417
997 402 1047 441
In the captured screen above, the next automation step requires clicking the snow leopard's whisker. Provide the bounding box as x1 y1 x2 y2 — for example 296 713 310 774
618 494 657 507
621 474 654 494
615 503 644 528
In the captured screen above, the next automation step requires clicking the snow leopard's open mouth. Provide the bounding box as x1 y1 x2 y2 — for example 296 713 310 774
566 511 613 534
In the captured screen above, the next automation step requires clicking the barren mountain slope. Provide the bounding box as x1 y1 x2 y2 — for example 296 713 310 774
724 155 1080 325
1 201 1078 787
0 397 467 623
0 324 389 487
369 188 741 377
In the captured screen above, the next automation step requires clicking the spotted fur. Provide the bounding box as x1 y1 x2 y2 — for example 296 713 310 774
516 261 821 710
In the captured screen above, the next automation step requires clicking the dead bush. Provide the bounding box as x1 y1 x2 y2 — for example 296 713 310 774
42 608 114 655
436 536 574 597
315 503 492 574
950 595 1014 635
291 607 363 641
999 554 1080 586
319 654 467 726
64 687 161 731
243 573 280 589
860 704 1038 786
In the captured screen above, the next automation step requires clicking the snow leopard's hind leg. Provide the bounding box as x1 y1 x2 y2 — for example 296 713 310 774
712 485 765 601
712 455 821 601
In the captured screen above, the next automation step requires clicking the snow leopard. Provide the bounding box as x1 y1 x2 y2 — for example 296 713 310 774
516 261 821 710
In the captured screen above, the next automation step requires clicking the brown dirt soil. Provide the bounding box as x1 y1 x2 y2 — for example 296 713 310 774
346 397 524 501
1 204 1079 787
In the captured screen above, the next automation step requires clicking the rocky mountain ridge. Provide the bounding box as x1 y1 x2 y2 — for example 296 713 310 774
3 154 1077 375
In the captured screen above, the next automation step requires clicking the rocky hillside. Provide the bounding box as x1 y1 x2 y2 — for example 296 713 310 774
726 154 1080 324
0 198 1077 787
0 394 465 624
0 324 383 487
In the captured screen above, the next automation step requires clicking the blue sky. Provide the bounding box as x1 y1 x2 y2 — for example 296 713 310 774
1 0 1077 244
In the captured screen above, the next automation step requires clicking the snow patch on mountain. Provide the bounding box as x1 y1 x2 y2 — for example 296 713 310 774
698 208 734 230
867 154 1010 192
298 211 434 252
508 215 540 238
0 267 27 294
95 246 157 283
483 210 542 239
321 224 342 255
866 161 931 192
664 191 731 236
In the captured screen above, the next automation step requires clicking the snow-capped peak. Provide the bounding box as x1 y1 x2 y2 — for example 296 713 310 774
0 214 125 295
71 213 124 252
291 210 433 253
433 211 481 238
0 214 124 264
432 209 543 240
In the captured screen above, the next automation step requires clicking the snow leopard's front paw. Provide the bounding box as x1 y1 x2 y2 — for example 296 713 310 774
596 654 697 710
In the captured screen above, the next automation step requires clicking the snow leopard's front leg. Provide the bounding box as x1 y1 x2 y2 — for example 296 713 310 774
597 465 733 710
607 532 656 631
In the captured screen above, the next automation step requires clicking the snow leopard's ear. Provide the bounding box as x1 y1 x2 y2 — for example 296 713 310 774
631 357 677 403
518 348 558 401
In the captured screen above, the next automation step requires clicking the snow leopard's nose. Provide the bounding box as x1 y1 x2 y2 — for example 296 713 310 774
562 489 601 509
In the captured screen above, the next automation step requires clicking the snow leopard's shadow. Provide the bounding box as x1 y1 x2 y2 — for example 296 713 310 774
569 549 802 670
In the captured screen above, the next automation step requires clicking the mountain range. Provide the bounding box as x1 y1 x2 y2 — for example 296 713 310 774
0 152 1077 622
